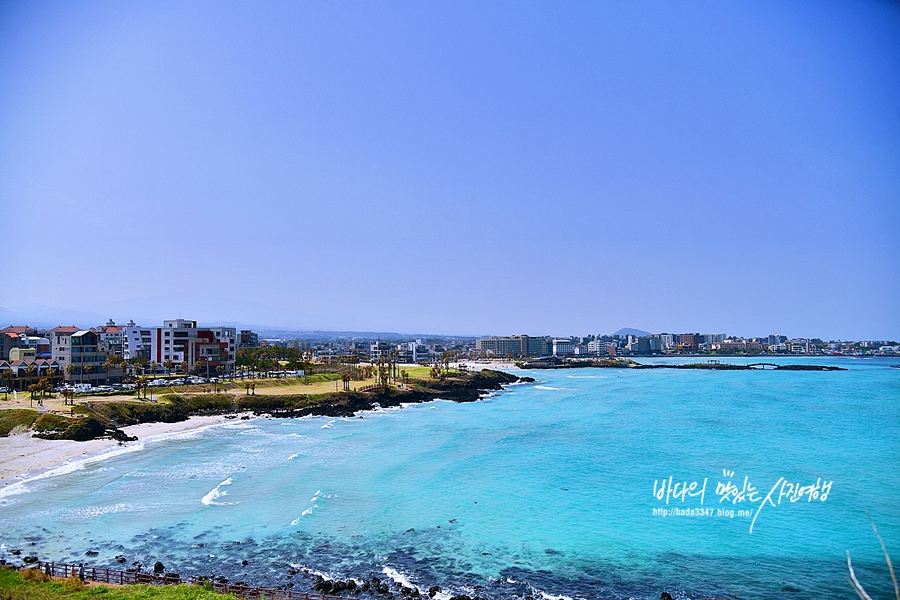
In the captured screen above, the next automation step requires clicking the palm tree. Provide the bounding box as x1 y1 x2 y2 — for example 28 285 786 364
103 359 115 384
25 363 37 389
82 364 94 387
164 359 174 375
135 376 148 399
2 370 13 399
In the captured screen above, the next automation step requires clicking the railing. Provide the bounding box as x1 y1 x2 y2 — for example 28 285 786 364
35 561 353 600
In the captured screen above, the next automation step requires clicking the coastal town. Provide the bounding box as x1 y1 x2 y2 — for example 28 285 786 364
0 318 896 394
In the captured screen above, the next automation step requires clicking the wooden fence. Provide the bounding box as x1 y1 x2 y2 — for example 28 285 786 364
35 561 352 600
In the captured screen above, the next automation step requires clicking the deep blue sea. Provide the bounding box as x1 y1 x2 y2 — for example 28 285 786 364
1 356 898 599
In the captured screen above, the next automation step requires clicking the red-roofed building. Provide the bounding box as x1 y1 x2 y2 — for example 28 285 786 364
0 359 63 391
0 331 24 361
0 326 39 336
92 319 125 357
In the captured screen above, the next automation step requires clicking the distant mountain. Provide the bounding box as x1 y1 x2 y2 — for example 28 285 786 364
614 327 651 337
0 305 106 330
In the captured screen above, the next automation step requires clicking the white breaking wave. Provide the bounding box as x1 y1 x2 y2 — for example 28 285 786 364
538 593 574 600
201 477 238 506
290 504 320 525
0 442 145 500
534 385 566 391
320 420 336 429
382 566 417 590
287 453 300 461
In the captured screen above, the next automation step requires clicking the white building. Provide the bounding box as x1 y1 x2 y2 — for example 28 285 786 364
587 340 610 355
123 321 153 360
552 339 576 356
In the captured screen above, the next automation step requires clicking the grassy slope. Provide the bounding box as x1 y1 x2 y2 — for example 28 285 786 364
0 566 236 600
0 409 39 436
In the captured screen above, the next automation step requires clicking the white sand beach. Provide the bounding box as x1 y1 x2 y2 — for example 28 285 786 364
0 415 234 490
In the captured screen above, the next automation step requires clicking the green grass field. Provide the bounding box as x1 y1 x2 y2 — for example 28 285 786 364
0 567 237 599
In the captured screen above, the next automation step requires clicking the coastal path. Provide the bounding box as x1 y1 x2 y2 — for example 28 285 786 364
35 561 355 600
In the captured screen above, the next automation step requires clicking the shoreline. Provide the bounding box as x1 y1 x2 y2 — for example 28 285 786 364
0 369 529 489
0 414 234 491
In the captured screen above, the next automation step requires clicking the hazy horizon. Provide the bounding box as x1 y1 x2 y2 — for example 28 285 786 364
2 2 898 340
1 303 894 343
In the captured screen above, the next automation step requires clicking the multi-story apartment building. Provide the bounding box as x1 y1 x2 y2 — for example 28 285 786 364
475 335 550 357
476 336 525 357
147 319 237 374
679 333 699 352
657 333 676 349
0 331 24 360
92 319 124 357
552 339 576 356
789 339 809 354
239 330 259 348
51 328 110 385
587 339 611 355
123 323 153 360
369 341 392 361
50 326 81 375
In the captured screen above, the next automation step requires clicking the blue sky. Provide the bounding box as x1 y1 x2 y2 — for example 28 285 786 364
1 1 898 339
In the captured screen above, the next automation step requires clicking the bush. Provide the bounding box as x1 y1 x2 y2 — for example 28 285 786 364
19 568 49 583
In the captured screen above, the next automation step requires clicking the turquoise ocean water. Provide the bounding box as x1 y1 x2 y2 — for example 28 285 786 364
1 356 898 599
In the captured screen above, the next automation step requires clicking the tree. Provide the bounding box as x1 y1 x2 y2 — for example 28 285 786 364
135 376 149 399
61 388 75 405
25 363 37 388
82 364 94 385
103 359 115 383
164 359 174 375
2 370 13 398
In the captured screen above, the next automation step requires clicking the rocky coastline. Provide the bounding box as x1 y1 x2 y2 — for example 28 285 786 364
13 369 534 443
516 357 846 371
